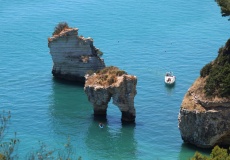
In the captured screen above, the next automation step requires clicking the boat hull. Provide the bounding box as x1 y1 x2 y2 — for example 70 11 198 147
165 76 176 85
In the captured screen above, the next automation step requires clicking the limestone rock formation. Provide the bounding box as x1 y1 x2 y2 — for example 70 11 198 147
179 77 230 148
84 66 137 122
48 26 105 82
178 39 230 148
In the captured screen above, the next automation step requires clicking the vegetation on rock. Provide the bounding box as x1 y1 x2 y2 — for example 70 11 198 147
0 111 81 160
215 0 230 18
191 145 230 160
86 66 127 86
0 111 19 160
200 39 230 97
95 48 103 57
52 22 70 36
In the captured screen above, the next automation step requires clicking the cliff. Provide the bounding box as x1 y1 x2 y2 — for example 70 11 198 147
48 26 105 82
178 39 230 148
84 66 137 122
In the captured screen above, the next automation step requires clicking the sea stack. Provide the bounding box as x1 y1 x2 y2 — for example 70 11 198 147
84 66 137 122
178 39 230 148
48 22 105 82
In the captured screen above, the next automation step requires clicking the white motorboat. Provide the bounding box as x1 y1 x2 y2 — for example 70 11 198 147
165 72 176 85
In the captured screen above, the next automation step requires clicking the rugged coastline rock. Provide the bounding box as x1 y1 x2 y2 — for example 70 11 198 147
84 66 137 122
179 77 230 148
178 39 230 148
48 25 105 82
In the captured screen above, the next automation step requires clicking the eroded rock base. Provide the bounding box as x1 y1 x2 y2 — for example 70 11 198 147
121 111 136 122
84 74 137 123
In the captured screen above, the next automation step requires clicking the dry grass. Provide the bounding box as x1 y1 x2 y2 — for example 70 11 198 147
85 66 127 87
181 92 206 112
181 77 206 111
181 76 229 111
52 22 70 36
48 28 76 44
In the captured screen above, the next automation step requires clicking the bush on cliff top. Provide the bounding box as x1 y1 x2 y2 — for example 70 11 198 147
52 22 70 36
200 39 230 97
86 66 127 86
190 145 230 160
215 0 230 19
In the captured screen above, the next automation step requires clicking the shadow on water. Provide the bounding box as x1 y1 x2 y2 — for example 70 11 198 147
52 77 85 87
49 78 92 137
179 143 211 160
49 77 138 159
85 115 138 160
93 113 137 126
93 114 108 124
164 82 176 95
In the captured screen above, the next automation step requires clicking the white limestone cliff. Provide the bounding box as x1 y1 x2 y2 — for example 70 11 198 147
48 28 105 82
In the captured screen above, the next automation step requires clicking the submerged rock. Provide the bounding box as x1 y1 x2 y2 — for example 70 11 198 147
84 66 137 122
48 25 105 82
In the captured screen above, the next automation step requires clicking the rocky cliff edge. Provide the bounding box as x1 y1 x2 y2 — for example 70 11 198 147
178 39 230 148
48 27 105 82
179 77 230 148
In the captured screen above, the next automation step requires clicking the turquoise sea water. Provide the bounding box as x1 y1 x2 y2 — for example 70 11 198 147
0 0 229 159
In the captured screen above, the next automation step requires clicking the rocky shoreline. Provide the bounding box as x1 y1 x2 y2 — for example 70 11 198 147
178 78 230 148
178 39 230 148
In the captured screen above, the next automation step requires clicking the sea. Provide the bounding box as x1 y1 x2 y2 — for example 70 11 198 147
0 0 229 159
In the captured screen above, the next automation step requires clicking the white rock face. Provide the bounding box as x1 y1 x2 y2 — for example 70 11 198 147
48 28 105 82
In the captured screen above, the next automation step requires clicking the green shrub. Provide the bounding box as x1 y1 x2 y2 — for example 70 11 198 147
86 70 95 76
98 66 127 76
0 111 81 159
215 0 230 18
200 62 212 78
190 146 230 160
201 39 230 97
107 75 117 85
0 154 6 160
52 22 69 36
190 152 208 160
86 66 127 86
116 70 127 76
95 48 103 57
0 111 19 160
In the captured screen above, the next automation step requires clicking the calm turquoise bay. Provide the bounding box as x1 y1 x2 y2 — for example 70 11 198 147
0 0 229 159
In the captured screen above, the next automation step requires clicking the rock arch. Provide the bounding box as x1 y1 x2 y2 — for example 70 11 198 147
84 74 137 122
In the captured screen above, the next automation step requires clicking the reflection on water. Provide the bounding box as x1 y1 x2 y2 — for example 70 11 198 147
85 117 137 160
164 82 176 96
49 78 92 135
49 78 137 159
178 143 211 160
48 77 93 156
